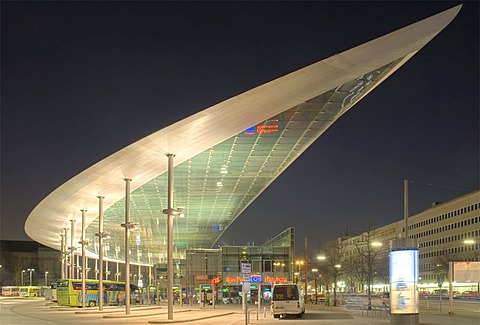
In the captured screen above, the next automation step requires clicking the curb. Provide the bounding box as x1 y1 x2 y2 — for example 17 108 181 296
104 309 191 319
148 311 235 324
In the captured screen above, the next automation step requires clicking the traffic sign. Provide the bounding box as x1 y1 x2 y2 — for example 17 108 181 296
241 262 251 274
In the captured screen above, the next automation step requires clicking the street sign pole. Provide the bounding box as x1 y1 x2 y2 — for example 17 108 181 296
241 262 251 325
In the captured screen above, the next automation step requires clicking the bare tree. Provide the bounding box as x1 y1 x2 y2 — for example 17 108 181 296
344 254 367 293
3 251 27 286
353 228 386 310
325 238 346 306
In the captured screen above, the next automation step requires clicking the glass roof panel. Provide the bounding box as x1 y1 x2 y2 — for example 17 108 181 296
85 61 400 264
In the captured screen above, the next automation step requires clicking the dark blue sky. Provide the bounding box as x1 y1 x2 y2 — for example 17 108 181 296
1 1 478 253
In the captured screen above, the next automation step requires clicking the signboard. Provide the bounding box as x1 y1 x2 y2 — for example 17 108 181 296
390 249 419 314
242 282 250 294
241 262 251 274
241 262 251 283
244 119 280 135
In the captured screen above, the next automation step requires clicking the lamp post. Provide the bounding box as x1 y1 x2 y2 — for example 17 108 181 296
333 264 341 306
295 260 304 286
366 241 383 310
27 268 34 286
121 178 133 315
312 268 318 304
44 271 49 286
21 270 25 286
162 153 185 320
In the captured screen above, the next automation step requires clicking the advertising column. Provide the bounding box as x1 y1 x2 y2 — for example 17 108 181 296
390 239 419 325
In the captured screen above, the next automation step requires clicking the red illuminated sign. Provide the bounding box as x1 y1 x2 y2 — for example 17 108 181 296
244 119 280 135
264 276 288 283
225 275 288 283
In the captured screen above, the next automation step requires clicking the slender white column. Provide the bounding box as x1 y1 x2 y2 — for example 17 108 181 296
70 220 76 280
123 178 132 315
148 264 152 305
64 227 69 279
76 255 80 278
81 209 87 309
105 261 109 280
166 153 175 320
404 179 409 238
97 196 105 311
60 233 65 279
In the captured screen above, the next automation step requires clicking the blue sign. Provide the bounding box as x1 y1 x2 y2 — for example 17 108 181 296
250 274 262 283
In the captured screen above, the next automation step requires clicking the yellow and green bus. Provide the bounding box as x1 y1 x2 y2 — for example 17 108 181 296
56 279 137 307
19 286 42 297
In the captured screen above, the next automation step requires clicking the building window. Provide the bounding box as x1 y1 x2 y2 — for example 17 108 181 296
263 260 272 272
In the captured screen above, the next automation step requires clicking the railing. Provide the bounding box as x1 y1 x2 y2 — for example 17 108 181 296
361 305 390 318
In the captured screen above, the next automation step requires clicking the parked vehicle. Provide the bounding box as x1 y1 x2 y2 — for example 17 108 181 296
271 283 305 319
459 291 480 300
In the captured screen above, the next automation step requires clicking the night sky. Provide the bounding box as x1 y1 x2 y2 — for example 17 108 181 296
1 1 478 253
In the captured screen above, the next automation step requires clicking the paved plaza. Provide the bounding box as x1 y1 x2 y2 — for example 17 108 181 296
1 297 479 325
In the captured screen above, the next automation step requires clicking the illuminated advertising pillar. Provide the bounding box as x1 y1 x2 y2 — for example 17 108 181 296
390 239 419 325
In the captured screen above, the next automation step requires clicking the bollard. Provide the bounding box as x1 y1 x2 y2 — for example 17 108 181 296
264 306 267 318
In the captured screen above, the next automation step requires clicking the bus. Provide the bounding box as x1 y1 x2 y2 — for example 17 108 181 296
2 286 20 296
56 279 137 307
19 286 42 297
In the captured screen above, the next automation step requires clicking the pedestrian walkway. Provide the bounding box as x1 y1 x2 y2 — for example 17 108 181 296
1 297 478 324
91 301 479 325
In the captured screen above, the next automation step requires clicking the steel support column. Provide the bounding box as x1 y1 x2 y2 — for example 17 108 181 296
81 209 87 309
97 196 105 311
166 153 175 320
122 178 132 315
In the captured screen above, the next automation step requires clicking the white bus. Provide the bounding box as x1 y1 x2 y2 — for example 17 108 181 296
2 286 20 296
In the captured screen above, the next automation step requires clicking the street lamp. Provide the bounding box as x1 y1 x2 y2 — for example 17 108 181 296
44 271 49 286
27 268 35 286
295 260 304 287
312 268 318 304
21 270 26 286
371 241 383 248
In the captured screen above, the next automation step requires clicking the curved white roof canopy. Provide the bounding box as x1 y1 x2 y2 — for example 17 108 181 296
25 5 461 264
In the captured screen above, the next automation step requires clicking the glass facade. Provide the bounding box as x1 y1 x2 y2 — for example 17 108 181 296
83 62 402 266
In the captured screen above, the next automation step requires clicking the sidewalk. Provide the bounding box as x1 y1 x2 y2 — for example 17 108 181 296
82 301 479 325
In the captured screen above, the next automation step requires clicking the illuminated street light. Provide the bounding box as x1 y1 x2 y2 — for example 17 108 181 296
463 239 475 245
317 255 326 261
294 272 300 284
27 268 35 286
44 271 49 286
21 270 25 286
312 268 318 304
371 241 383 248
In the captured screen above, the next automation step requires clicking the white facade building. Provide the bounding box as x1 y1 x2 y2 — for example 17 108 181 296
335 190 479 292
